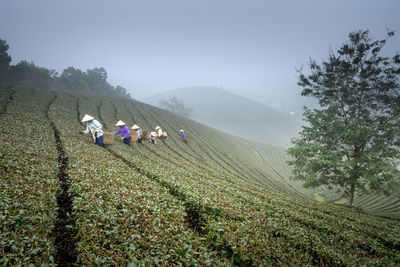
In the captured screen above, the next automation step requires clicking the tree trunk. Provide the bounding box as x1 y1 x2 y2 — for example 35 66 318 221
348 145 361 207
348 183 356 207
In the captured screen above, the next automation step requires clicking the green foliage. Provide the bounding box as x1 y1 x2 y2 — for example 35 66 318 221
1 85 400 265
114 85 131 98
0 39 11 80
288 30 400 206
58 67 89 92
84 67 111 94
0 86 58 265
7 60 56 90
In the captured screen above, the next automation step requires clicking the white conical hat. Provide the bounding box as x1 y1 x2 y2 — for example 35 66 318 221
180 129 184 132
82 114 94 122
115 120 126 126
150 131 157 137
155 126 161 130
131 124 140 129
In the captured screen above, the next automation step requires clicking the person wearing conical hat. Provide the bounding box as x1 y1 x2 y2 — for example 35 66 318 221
155 125 164 139
81 114 104 147
149 131 157 144
179 129 188 143
131 124 143 143
113 120 131 146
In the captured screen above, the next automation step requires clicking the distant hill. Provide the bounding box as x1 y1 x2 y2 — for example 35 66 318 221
141 86 303 147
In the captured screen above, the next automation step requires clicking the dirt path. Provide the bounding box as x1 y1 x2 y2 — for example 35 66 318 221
46 93 78 266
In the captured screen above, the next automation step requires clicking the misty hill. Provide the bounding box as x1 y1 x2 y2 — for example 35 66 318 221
142 86 302 147
1 85 400 265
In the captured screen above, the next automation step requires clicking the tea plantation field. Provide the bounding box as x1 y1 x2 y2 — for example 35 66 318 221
1 85 400 266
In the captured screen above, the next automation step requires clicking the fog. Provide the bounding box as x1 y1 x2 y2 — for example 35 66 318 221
1 0 399 112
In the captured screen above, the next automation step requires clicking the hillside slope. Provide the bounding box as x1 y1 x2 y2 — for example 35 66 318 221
1 85 400 266
142 86 302 147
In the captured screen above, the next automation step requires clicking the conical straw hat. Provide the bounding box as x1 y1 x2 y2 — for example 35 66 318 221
131 124 140 129
180 129 184 132
82 114 94 122
155 126 161 130
150 131 157 137
115 120 126 126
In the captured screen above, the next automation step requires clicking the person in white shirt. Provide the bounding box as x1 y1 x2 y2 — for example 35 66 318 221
155 126 163 139
149 131 157 144
131 124 143 143
81 114 104 147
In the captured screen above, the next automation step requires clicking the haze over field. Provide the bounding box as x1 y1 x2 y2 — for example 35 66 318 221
1 0 399 114
1 1 400 265
142 86 303 147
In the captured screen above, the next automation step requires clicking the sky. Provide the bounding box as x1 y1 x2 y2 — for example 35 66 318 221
1 0 399 111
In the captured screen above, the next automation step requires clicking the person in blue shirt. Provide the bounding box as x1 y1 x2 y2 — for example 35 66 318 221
113 120 131 146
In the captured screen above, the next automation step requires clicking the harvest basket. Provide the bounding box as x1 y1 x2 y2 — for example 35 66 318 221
103 132 114 145
186 136 190 143
163 131 168 139
130 132 137 144
142 130 149 140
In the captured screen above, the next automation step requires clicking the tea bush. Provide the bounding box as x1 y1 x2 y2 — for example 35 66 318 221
1 86 399 265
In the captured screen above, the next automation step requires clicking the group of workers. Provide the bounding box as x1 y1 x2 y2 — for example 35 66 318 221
81 114 188 147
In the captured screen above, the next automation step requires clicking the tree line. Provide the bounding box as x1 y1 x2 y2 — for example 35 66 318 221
0 38 130 98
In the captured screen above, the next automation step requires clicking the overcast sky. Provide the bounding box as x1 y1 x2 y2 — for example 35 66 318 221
1 0 399 109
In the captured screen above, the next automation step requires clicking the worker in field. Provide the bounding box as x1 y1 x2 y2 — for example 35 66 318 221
131 124 143 143
179 129 188 143
149 131 157 144
155 126 164 140
81 114 104 147
113 120 131 146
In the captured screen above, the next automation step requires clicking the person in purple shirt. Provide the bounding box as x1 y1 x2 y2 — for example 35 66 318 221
113 120 131 146
179 129 188 144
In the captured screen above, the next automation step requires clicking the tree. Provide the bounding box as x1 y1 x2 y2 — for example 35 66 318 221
58 67 89 92
0 38 12 81
8 60 54 90
85 67 113 94
287 30 400 206
159 97 193 118
114 85 131 98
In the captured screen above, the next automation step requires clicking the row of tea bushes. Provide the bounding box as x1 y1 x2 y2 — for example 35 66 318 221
109 141 400 265
1 86 399 265
97 96 400 265
0 87 59 265
50 92 231 265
